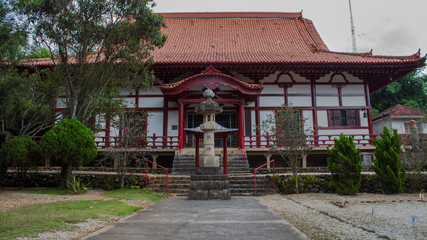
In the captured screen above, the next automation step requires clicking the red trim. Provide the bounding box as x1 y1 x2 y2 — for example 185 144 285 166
163 97 168 147
160 66 263 95
311 81 318 137
337 86 343 106
329 72 349 83
135 88 140 108
365 82 374 136
239 103 245 149
255 96 261 147
319 126 369 130
178 102 184 149
287 93 311 97
245 106 370 111
105 116 111 147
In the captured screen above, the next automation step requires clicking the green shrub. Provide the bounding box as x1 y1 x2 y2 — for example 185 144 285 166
372 127 406 194
0 137 42 188
41 119 97 190
327 134 362 195
274 175 324 194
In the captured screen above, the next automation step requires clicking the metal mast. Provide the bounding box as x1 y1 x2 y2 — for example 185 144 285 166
348 0 357 52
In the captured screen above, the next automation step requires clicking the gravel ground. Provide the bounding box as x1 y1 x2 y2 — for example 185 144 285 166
259 193 427 240
0 189 153 240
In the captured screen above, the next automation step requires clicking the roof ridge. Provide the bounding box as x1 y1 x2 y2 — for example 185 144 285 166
319 49 424 61
159 12 303 19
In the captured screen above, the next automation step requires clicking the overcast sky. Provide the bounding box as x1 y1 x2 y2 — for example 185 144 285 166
153 0 427 64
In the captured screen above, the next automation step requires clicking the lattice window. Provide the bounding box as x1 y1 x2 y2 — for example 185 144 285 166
329 110 359 127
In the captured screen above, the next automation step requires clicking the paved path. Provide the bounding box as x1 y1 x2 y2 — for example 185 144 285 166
84 196 307 240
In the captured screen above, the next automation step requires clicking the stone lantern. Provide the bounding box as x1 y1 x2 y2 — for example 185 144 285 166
195 89 222 168
188 89 231 200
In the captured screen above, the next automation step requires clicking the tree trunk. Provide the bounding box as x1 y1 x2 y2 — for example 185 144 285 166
293 172 300 194
61 164 72 190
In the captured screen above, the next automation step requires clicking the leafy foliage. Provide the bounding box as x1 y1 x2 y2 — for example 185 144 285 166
372 127 406 194
0 0 27 61
327 134 362 195
371 69 426 115
41 119 97 189
260 104 312 193
0 68 57 137
103 111 148 189
0 137 42 188
15 0 167 125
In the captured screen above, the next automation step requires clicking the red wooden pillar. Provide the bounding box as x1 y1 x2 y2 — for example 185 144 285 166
195 136 200 168
255 96 261 148
364 82 374 139
223 135 228 174
105 115 111 147
163 96 168 148
311 81 319 146
238 102 245 149
178 101 184 149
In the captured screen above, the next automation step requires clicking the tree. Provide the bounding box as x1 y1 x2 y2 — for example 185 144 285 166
102 111 148 189
0 0 27 61
0 1 56 139
260 104 312 193
40 119 97 189
16 0 167 126
0 68 57 138
327 134 362 195
371 69 426 115
372 126 406 194
0 137 43 188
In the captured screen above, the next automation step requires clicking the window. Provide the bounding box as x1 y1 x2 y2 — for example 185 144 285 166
329 110 359 127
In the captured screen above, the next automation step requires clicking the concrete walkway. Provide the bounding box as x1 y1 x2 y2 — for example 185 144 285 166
84 197 307 240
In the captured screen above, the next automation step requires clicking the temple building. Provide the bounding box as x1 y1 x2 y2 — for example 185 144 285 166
24 12 427 171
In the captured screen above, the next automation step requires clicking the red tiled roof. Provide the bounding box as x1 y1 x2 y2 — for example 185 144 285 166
16 12 425 67
151 12 424 65
373 104 425 120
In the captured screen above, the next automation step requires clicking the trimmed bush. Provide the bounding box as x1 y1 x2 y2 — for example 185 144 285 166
41 119 97 190
0 137 43 188
372 127 406 194
327 134 362 195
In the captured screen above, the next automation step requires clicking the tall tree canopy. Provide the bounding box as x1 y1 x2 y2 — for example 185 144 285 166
0 0 54 140
16 0 167 125
371 68 427 115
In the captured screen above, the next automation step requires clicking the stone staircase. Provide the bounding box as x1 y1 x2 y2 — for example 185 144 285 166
171 149 249 175
147 174 276 196
147 175 190 195
229 175 276 196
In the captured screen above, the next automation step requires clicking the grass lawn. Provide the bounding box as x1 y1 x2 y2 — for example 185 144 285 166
104 188 167 201
1 188 167 239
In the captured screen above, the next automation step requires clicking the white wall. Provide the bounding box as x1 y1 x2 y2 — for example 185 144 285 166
139 97 163 108
147 112 163 136
168 110 179 136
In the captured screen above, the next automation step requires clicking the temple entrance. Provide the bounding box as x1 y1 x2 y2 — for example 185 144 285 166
187 111 237 147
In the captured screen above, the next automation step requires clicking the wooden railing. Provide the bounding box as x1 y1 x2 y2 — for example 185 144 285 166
244 134 378 148
94 134 179 149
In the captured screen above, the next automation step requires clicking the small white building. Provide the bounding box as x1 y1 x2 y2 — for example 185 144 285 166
373 104 426 135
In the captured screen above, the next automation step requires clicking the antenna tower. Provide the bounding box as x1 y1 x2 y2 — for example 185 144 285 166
348 0 357 52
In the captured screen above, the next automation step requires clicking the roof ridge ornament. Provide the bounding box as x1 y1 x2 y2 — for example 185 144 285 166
202 65 221 74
